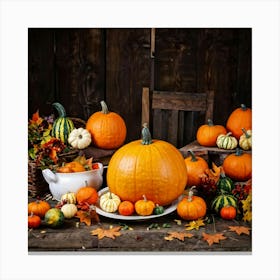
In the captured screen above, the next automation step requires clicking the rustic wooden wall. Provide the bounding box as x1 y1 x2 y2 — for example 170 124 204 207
28 28 251 147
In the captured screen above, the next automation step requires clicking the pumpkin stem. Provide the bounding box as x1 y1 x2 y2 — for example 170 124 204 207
142 194 147 201
52 102 66 117
141 123 153 145
188 150 197 162
241 128 250 138
207 119 214 126
240 104 247 111
187 186 196 202
235 148 244 156
100 100 109 114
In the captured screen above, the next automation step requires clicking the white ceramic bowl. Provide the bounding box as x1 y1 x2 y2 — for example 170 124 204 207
42 163 104 201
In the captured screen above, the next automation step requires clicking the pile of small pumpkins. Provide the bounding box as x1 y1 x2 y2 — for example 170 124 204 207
29 102 252 229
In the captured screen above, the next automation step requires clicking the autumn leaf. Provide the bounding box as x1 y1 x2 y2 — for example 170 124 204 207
30 110 43 125
75 206 100 226
185 218 205 230
200 162 222 185
202 232 227 246
174 219 182 225
91 226 122 240
228 226 251 236
164 231 194 241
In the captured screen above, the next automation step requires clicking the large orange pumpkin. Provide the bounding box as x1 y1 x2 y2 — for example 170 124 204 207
196 119 227 147
222 148 252 181
106 124 188 206
86 101 127 149
184 150 208 187
226 104 252 139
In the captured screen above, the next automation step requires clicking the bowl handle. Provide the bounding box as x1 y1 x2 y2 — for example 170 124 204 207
42 169 57 183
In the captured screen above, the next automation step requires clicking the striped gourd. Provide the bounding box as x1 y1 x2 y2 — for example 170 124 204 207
217 172 234 194
51 102 74 143
211 193 237 214
216 132 238 150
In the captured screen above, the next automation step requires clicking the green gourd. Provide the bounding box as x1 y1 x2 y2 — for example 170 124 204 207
217 171 234 194
211 193 237 214
51 102 74 144
153 204 164 215
44 208 65 228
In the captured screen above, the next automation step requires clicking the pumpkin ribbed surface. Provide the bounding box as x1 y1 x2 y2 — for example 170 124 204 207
107 130 187 206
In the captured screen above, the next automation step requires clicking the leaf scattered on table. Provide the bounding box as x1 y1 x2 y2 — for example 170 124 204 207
164 231 194 241
119 223 133 231
147 223 160 230
185 218 205 230
174 219 182 225
202 232 227 246
75 206 100 226
228 226 251 236
90 226 122 240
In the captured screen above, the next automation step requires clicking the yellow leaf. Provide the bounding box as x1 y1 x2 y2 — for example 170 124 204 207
185 218 205 230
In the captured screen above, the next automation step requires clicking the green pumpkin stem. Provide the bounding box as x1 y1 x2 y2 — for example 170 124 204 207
207 119 214 126
100 100 109 114
188 150 197 162
52 102 66 117
240 104 247 111
235 148 244 156
241 128 250 138
141 123 153 145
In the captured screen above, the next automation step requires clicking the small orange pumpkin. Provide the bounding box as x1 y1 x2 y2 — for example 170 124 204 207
196 119 227 147
28 200 51 218
176 187 207 220
220 205 237 220
135 195 155 216
28 212 41 228
76 182 98 209
222 148 252 181
86 100 127 149
184 150 208 187
118 201 135 216
226 104 252 139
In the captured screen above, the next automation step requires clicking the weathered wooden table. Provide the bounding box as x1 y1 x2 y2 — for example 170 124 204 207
28 143 252 253
28 195 251 253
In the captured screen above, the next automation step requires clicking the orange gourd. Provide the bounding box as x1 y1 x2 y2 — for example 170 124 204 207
28 200 51 218
184 150 208 187
176 187 207 220
76 182 98 209
196 119 227 147
226 104 252 139
222 148 252 181
28 213 41 228
106 124 188 206
118 201 135 216
86 101 127 149
135 195 155 216
220 205 237 220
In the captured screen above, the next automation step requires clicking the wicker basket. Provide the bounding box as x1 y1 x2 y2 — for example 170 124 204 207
28 117 86 197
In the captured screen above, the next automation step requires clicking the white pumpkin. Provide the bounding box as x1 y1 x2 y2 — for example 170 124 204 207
68 127 92 149
239 128 252 150
99 192 121 213
61 203 78 219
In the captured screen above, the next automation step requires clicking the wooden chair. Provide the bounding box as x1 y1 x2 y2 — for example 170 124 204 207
141 87 214 148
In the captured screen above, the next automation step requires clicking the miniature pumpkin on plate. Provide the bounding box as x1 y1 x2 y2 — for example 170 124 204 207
135 195 155 216
99 192 121 213
118 201 135 216
176 186 207 220
68 127 92 149
86 100 127 149
196 119 227 147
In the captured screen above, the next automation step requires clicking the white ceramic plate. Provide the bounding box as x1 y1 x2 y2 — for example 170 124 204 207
96 187 182 221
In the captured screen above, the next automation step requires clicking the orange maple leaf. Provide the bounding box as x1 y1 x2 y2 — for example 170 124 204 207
164 231 194 241
75 207 99 226
90 226 122 240
228 226 251 236
202 232 227 246
30 110 43 125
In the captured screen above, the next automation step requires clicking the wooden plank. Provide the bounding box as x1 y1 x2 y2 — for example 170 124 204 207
152 91 207 111
141 87 150 126
167 110 179 146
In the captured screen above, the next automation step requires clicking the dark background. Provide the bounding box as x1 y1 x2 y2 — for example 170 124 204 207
28 28 251 147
